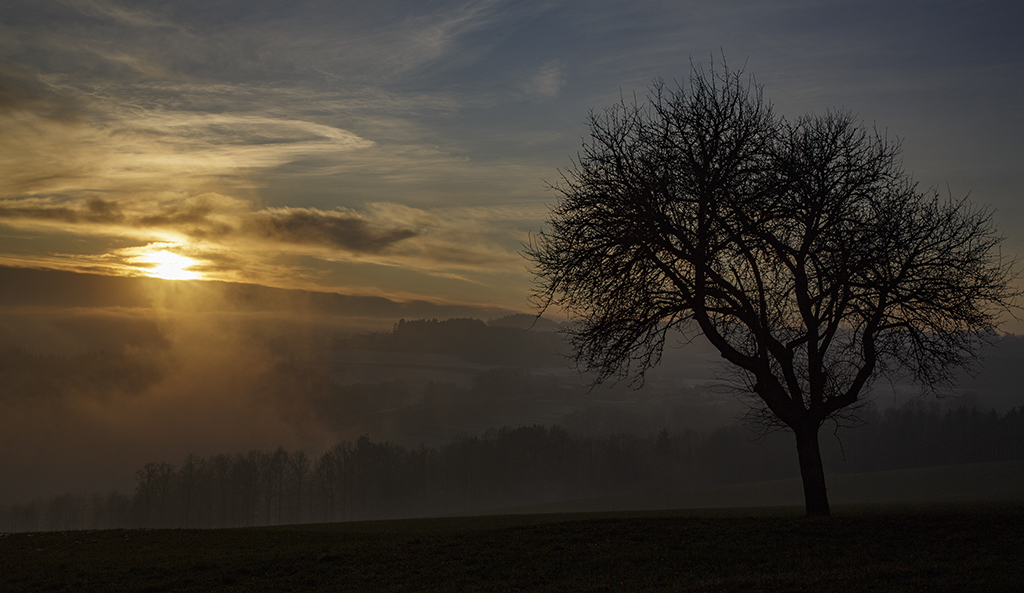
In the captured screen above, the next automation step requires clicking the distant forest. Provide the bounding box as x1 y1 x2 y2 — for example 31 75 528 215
4 401 1023 533
3 317 1024 532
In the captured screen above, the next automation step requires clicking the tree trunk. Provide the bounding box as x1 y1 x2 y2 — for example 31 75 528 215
794 425 830 516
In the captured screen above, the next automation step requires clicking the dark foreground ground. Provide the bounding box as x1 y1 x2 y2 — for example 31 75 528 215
2 504 1022 592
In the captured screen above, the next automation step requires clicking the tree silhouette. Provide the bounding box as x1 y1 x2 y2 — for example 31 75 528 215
287 450 311 524
526 62 1018 515
179 453 201 528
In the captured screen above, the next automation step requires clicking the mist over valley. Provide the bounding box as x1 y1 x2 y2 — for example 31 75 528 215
2 267 1022 529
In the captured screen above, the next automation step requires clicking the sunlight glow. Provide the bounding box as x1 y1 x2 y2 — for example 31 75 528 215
138 250 201 280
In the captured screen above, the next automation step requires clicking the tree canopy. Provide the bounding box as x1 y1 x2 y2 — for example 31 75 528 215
526 63 1019 515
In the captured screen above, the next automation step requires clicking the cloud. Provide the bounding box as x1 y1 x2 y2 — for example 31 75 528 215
0 66 84 122
0 194 528 285
0 85 376 198
67 0 176 29
0 194 233 236
0 197 119 223
522 61 566 100
136 112 375 152
417 244 509 266
0 203 79 223
0 6 554 311
353 202 534 273
135 198 234 238
245 207 418 253
85 198 125 223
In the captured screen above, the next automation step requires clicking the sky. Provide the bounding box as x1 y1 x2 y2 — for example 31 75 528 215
2 0 1024 503
2 0 1022 316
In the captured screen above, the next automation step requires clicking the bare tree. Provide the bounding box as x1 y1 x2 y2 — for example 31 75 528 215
179 453 201 528
526 62 1018 515
287 450 310 524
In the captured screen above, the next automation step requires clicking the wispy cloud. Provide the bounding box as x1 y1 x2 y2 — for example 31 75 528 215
0 86 376 196
521 60 566 100
67 0 178 29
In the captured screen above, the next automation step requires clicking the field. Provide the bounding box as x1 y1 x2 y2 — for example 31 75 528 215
3 503 1023 592
4 462 1023 592
494 459 1024 515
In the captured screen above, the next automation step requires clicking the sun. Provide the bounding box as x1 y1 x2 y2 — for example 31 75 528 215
139 250 201 280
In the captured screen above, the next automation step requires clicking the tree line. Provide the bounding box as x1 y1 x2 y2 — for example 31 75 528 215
3 401 1023 532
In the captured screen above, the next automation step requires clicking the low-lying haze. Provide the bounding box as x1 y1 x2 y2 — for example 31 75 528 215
2 1 1023 513
2 267 1022 507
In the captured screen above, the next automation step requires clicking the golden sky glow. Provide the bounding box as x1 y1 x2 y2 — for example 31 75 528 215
0 0 1021 320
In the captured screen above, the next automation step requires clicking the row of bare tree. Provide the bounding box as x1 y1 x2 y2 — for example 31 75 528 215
3 402 1023 532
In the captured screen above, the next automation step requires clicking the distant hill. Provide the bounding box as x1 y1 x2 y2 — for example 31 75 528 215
487 313 562 332
334 317 568 367
0 265 518 319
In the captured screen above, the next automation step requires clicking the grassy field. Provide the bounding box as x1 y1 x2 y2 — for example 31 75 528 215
2 503 1023 592
4 462 1023 592
491 459 1024 515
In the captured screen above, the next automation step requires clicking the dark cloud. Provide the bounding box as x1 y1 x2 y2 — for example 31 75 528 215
136 201 232 237
0 197 239 236
85 198 124 223
0 204 79 222
137 202 213 226
246 208 417 253
0 198 123 224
